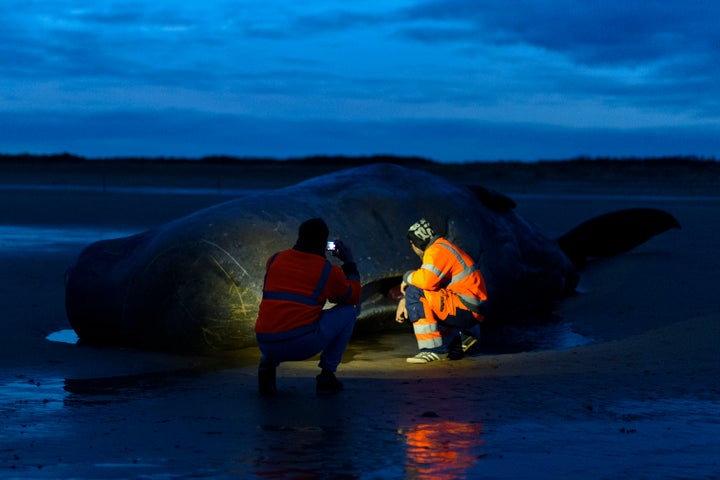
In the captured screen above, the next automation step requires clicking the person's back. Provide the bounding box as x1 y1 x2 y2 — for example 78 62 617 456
254 218 360 396
256 248 359 334
417 236 487 315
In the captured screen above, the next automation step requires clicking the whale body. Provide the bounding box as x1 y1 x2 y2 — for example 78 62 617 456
64 163 678 353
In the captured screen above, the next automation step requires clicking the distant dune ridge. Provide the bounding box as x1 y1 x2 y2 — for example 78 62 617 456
1 153 719 197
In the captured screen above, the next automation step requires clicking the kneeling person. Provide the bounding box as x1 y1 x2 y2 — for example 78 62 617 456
255 218 361 395
396 218 488 363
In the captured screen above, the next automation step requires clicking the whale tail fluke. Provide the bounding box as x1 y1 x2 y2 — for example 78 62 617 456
557 208 681 268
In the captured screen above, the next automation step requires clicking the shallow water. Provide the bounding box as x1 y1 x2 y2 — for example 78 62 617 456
0 225 138 251
482 398 720 479
2 366 718 479
0 183 259 197
34 327 720 479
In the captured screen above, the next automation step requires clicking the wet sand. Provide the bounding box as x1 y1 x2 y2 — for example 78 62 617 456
0 160 718 478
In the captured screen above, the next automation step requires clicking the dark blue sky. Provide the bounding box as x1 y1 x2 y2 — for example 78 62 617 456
2 1 719 162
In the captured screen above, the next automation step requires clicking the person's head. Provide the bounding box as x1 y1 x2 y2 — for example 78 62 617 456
295 217 329 254
407 218 436 256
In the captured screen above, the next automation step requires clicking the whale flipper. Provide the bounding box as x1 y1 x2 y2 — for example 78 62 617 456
556 208 681 267
465 185 516 211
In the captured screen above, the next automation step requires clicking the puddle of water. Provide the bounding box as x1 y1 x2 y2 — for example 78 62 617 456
476 320 593 355
46 329 79 345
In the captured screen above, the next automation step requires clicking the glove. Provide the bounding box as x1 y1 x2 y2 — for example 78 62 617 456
332 240 355 264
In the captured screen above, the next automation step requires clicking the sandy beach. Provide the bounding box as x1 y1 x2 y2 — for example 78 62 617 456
0 158 718 479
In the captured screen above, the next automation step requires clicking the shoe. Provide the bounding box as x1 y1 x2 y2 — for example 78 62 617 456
316 371 344 393
447 335 464 360
406 351 444 364
462 335 479 353
258 365 277 397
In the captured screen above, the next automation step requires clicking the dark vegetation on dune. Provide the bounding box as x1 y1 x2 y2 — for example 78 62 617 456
1 152 717 169
1 153 718 194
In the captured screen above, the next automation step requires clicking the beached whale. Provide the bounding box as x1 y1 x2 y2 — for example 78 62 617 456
64 163 679 353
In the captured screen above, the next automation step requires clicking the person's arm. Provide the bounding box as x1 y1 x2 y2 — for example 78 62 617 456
404 249 445 291
326 240 361 305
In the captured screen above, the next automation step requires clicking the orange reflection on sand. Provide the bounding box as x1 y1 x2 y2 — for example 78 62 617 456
403 420 485 479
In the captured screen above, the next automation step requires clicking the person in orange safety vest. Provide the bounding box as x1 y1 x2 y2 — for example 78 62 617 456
255 218 361 395
395 218 488 363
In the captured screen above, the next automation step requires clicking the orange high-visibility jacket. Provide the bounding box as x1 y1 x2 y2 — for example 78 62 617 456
405 237 488 321
255 249 361 334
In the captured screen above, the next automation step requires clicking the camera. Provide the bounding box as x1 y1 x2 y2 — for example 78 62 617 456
326 241 336 252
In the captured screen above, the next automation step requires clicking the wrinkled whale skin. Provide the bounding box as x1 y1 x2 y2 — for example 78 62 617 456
64 164 589 352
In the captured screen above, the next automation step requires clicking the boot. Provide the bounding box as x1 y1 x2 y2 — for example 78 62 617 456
447 334 464 360
316 369 343 393
258 363 277 397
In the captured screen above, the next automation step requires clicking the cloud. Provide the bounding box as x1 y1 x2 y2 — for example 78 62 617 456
1 1 717 160
395 1 720 120
401 0 720 65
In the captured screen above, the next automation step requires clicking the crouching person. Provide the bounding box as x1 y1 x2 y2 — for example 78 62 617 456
254 218 361 396
396 218 488 363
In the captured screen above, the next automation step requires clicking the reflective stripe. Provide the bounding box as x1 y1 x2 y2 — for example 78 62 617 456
414 334 443 349
262 259 332 306
436 241 473 285
456 292 485 312
262 291 320 306
412 318 443 349
413 323 439 334
450 264 477 283
435 241 486 315
310 261 332 302
417 337 443 349
420 262 444 280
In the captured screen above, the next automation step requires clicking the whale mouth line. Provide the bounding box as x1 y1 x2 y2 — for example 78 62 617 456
352 276 405 336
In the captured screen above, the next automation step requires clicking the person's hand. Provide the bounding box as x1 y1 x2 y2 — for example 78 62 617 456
332 240 354 263
395 297 408 323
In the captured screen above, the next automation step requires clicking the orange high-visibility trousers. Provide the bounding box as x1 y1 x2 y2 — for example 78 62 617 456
410 294 453 349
